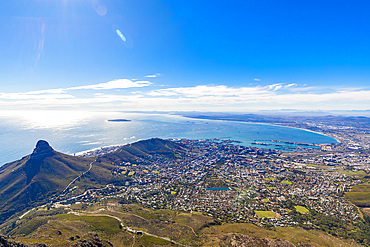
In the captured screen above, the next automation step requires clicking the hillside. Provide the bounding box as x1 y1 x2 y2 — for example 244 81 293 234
0 141 95 223
98 138 185 164
2 201 361 247
0 138 183 224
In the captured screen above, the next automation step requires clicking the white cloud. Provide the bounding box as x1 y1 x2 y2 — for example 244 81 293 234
1 81 369 112
145 73 161 78
0 90 72 100
254 78 261 81
69 79 152 90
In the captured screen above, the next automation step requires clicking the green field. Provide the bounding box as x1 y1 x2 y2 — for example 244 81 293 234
294 206 309 214
345 192 370 207
266 186 277 190
344 171 370 207
255 210 276 218
281 180 293 185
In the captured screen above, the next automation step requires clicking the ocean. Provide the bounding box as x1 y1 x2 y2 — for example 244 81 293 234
0 111 337 166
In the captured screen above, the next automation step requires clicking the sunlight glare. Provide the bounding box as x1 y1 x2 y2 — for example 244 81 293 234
4 111 92 129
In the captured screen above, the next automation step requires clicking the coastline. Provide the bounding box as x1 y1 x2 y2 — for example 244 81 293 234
180 115 340 144
74 144 123 157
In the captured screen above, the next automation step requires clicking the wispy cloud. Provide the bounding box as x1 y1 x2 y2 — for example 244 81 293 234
1 81 369 111
254 78 261 81
68 79 152 90
0 89 72 100
145 73 161 78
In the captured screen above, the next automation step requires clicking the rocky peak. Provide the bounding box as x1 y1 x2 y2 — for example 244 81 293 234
31 140 54 158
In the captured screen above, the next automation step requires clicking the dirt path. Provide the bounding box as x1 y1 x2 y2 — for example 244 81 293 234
68 211 190 247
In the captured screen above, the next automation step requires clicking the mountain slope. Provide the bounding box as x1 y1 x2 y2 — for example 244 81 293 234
0 140 94 223
98 138 184 164
0 138 183 224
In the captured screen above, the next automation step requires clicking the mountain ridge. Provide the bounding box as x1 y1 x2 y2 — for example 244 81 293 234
0 138 182 224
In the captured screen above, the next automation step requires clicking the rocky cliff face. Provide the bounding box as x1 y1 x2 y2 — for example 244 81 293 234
24 141 55 184
30 140 55 159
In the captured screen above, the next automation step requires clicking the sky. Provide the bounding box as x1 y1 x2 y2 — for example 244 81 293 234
0 0 370 112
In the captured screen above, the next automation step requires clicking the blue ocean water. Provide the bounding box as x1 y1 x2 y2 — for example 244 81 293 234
0 111 337 166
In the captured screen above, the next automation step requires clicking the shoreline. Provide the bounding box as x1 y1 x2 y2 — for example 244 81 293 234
73 144 124 157
180 115 340 144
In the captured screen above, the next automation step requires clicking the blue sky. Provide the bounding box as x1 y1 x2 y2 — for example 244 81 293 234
0 0 369 112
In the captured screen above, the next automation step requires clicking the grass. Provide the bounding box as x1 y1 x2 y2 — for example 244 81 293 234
344 172 370 207
345 192 370 207
79 215 121 235
200 223 361 247
266 186 277 190
140 235 173 245
294 206 309 214
57 214 121 236
7 202 361 247
281 180 293 185
11 218 48 236
255 211 276 218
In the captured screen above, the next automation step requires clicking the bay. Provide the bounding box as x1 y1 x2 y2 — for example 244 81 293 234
0 111 337 166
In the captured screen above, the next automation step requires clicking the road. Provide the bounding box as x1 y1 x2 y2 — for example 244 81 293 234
62 158 96 193
68 211 190 247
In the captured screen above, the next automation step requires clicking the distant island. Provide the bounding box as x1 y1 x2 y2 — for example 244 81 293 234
107 119 131 122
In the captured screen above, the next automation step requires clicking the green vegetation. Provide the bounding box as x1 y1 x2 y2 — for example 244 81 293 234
140 235 173 245
266 186 277 190
80 215 121 235
255 211 276 218
346 192 370 207
294 206 309 214
346 181 370 207
281 180 293 185
2 202 363 247
10 218 48 236
201 223 361 247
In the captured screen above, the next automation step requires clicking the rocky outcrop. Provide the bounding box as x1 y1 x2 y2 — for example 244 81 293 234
70 233 113 247
224 233 295 247
0 235 47 247
30 140 55 159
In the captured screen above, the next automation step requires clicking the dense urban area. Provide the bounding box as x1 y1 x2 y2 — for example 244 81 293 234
2 115 369 246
